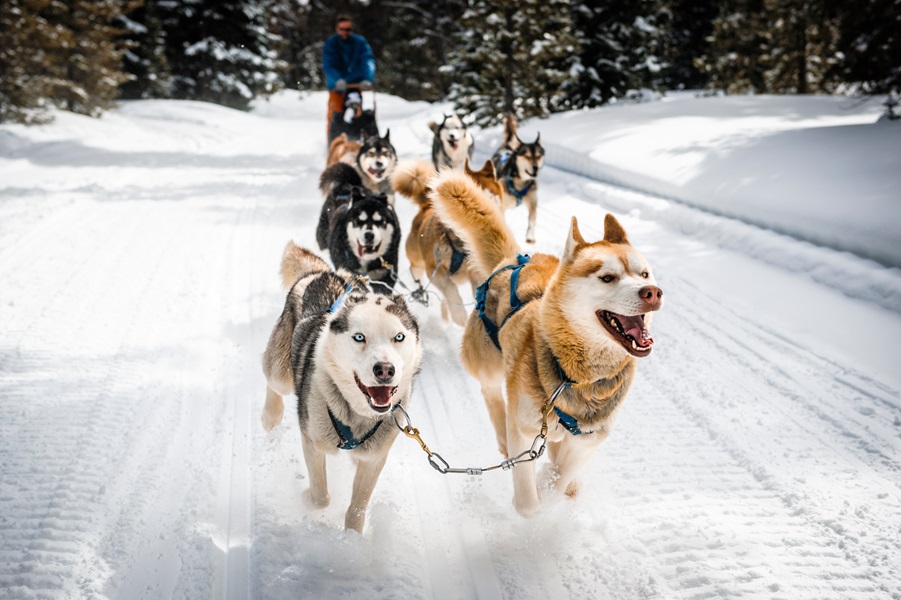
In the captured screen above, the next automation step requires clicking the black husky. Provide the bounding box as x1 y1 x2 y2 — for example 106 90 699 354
316 176 400 293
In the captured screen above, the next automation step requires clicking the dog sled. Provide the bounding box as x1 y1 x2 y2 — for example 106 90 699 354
328 84 379 145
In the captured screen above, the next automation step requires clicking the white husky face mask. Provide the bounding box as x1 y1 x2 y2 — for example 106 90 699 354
326 295 421 416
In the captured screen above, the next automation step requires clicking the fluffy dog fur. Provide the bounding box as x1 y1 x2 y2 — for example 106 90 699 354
321 130 397 203
429 171 664 517
491 114 545 244
326 133 361 168
261 242 422 532
428 114 475 171
392 157 503 326
316 177 401 293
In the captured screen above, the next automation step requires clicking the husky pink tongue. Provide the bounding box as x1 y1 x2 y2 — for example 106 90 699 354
620 314 653 347
366 385 395 407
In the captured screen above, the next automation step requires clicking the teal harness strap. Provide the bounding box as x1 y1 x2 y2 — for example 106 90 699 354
327 406 384 450
474 254 530 350
328 284 354 313
551 355 604 436
505 175 534 207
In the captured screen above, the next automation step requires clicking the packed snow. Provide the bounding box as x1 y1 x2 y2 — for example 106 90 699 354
1 90 900 600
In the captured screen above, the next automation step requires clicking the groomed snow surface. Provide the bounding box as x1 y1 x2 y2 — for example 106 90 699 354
1 90 900 600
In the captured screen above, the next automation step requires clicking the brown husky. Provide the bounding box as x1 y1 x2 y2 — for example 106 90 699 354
392 158 503 326
326 132 360 167
429 170 663 517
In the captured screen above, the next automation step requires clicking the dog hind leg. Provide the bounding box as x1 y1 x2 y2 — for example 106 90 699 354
261 386 285 431
300 432 330 509
345 452 390 533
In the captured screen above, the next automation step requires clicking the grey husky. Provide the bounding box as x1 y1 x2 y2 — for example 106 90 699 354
429 113 475 171
261 242 422 532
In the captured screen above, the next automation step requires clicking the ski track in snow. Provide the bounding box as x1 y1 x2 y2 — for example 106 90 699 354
1 99 900 600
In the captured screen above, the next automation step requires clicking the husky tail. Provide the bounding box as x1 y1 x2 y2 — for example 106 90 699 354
391 158 435 207
280 241 331 290
319 161 362 196
502 113 519 149
429 170 520 280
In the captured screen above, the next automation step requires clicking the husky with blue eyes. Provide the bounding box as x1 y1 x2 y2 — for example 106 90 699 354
261 241 422 532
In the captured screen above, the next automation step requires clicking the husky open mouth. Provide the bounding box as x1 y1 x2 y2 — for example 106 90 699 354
448 139 460 150
597 310 653 357
366 166 385 179
354 373 398 412
357 243 377 257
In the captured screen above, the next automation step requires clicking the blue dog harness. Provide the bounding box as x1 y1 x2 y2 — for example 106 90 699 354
474 254 530 350
504 175 533 207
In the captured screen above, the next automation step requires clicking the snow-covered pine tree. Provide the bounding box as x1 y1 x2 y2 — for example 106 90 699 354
0 0 56 123
447 0 577 126
158 0 285 110
266 0 320 90
696 0 770 94
0 0 134 122
118 0 174 100
829 0 901 94
367 0 467 101
657 0 718 91
560 0 665 109
762 0 841 94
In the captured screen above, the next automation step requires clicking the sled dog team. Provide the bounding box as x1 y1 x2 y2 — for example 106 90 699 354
261 114 664 532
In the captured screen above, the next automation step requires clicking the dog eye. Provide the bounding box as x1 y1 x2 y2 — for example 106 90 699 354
352 333 365 343
641 271 650 279
394 333 405 342
600 275 615 283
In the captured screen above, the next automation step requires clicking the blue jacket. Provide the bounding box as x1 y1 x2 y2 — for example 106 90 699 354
322 33 376 90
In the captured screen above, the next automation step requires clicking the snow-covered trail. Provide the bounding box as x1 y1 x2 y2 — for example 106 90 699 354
1 93 900 599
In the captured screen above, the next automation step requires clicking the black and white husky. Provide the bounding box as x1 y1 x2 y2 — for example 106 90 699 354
317 174 401 293
428 114 475 171
261 242 422 532
321 130 397 203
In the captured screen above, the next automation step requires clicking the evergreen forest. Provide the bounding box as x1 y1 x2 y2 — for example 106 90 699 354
1 0 898 125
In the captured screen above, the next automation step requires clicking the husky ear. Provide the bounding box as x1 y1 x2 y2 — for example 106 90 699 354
383 129 391 141
563 217 587 262
534 132 541 145
428 120 439 133
479 159 496 179
603 214 630 245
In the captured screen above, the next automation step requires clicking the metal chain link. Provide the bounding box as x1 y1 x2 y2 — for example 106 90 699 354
393 380 570 476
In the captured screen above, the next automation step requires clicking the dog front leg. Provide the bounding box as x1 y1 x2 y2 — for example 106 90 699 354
300 432 330 509
549 434 607 500
524 195 537 244
345 452 390 533
432 266 468 327
507 424 540 517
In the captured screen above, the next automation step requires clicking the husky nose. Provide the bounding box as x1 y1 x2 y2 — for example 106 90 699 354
373 362 395 383
639 285 663 311
363 231 375 243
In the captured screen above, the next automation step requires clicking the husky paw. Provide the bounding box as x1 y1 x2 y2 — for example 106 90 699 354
513 496 540 518
564 479 580 498
303 489 330 510
260 408 283 432
344 508 366 533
